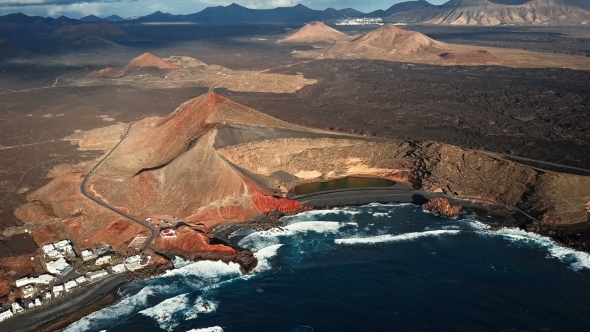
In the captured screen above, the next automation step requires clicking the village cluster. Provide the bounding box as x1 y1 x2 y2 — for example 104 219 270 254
335 17 385 26
0 239 150 323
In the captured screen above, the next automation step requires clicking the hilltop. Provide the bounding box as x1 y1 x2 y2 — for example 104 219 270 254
290 22 590 69
350 24 445 54
279 21 350 44
122 53 180 72
83 53 316 93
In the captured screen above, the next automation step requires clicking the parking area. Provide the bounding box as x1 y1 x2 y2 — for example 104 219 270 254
144 214 183 229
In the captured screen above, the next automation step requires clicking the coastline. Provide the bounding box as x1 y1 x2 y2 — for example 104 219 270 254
6 189 588 332
1 274 126 332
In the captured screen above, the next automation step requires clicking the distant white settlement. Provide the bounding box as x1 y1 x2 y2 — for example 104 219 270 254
336 17 385 26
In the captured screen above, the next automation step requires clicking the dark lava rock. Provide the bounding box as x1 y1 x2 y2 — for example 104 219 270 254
232 250 258 274
422 197 462 219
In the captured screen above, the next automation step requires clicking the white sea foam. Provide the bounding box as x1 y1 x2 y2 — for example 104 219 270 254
335 230 461 245
64 260 241 332
164 259 242 281
481 228 590 271
372 212 390 217
281 209 360 224
140 294 218 330
173 256 193 268
238 221 344 251
63 286 156 332
187 327 223 332
140 293 190 330
254 244 283 273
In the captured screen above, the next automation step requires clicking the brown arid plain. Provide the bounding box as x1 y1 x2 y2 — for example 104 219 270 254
1 20 590 317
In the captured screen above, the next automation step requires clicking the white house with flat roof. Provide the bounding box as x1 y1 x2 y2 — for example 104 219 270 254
64 280 78 292
11 302 23 314
52 285 64 297
124 255 142 271
34 298 42 307
0 310 13 322
42 244 55 254
46 257 71 275
81 250 95 261
15 274 55 288
111 264 126 274
95 256 112 265
86 269 108 282
76 276 87 284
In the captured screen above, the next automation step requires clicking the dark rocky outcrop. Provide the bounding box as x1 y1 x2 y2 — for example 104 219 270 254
422 197 462 218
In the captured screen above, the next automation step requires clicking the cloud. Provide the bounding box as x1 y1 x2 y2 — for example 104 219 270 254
0 0 129 5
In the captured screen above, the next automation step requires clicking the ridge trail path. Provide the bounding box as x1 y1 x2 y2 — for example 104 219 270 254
80 122 158 253
0 63 88 94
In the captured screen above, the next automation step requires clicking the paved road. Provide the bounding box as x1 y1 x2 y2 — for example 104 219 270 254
80 122 158 252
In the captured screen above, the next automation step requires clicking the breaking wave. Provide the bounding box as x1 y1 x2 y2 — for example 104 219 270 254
139 294 217 331
66 202 590 331
335 230 461 245
187 327 223 332
479 227 590 271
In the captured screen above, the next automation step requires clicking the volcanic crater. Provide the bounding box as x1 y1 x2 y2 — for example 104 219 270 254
12 92 590 272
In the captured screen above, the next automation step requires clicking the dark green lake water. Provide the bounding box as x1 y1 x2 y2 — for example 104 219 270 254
292 177 395 195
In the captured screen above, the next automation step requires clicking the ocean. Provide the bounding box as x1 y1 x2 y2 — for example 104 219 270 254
63 203 590 332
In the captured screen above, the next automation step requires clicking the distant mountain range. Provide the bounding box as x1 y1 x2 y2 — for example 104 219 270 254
1 1 589 26
80 14 124 23
386 0 590 25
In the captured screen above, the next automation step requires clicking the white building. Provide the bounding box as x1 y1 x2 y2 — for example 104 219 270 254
0 310 13 322
11 302 24 314
56 240 69 248
86 269 108 282
52 285 64 296
81 250 95 261
21 285 37 299
64 280 78 292
42 243 55 254
46 250 62 260
27 302 34 309
95 256 112 265
76 276 87 284
15 274 55 288
46 257 71 275
34 298 42 307
111 264 126 274
45 292 52 300
124 255 141 271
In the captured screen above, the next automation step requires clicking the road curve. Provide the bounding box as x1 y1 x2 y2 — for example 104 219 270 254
80 122 158 253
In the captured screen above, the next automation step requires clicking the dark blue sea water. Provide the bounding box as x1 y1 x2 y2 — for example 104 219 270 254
64 204 590 332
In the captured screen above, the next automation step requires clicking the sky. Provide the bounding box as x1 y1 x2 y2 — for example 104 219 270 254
0 0 448 18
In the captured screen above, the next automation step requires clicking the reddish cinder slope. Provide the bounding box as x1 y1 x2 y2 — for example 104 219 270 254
87 67 122 78
123 53 179 72
92 92 306 229
279 21 350 44
16 92 308 258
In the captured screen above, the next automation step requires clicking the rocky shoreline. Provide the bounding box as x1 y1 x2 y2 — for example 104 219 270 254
7 196 588 332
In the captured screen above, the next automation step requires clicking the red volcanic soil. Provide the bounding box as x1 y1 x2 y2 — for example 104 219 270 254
154 226 236 255
351 24 445 55
122 53 180 72
87 67 122 78
279 21 350 44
